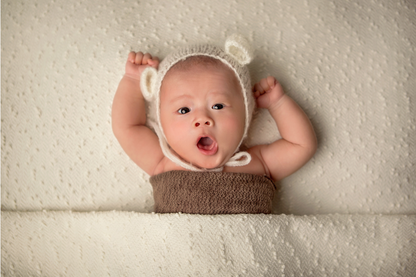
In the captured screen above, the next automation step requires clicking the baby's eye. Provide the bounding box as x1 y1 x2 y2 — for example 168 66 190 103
212 104 224 110
178 107 190 114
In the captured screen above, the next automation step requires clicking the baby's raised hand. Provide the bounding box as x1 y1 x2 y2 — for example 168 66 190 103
125 52 159 80
253 76 285 110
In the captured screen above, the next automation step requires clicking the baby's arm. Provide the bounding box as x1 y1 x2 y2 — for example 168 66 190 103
112 52 163 175
252 76 317 181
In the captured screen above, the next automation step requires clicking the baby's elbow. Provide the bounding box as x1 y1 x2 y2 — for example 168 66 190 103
306 134 318 160
111 120 124 142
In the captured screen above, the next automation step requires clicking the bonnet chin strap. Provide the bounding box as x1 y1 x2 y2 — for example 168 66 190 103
224 151 251 167
150 121 251 172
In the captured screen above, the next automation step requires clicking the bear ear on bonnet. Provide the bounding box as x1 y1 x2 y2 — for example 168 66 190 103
225 33 253 66
140 66 157 101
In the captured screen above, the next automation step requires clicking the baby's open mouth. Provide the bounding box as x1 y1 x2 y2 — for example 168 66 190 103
197 136 218 155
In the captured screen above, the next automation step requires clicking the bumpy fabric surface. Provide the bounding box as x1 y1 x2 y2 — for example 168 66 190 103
150 171 275 214
2 211 415 276
2 0 416 275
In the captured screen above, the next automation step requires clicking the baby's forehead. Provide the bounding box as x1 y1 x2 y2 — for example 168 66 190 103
166 55 240 86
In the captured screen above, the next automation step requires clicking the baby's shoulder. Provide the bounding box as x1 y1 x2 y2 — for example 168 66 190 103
152 157 184 176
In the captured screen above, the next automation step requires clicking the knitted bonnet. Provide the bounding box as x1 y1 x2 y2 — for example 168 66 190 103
140 34 255 171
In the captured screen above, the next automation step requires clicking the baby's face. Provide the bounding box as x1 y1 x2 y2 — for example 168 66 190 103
160 63 245 169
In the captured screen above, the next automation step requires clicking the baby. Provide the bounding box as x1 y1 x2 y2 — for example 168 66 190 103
112 35 317 214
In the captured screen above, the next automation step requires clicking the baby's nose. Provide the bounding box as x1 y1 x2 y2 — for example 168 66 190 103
194 118 213 127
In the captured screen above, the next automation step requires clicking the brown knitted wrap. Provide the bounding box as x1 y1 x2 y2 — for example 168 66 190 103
149 170 276 214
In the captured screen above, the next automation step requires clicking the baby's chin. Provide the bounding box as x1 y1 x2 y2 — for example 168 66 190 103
188 159 223 170
183 153 230 170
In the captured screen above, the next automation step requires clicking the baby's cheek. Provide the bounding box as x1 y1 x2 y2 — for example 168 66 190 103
166 122 186 143
222 117 244 141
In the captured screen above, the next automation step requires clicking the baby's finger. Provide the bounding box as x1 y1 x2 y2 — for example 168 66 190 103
253 83 264 95
266 76 277 88
142 53 153 65
135 52 144 64
148 56 160 68
128 51 136 63
254 90 262 98
259 77 271 92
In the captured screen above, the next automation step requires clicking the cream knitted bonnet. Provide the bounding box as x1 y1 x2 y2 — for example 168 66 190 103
140 34 255 171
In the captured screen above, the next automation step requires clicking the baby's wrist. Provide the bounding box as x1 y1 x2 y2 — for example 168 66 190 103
268 93 288 112
123 73 141 82
267 81 286 110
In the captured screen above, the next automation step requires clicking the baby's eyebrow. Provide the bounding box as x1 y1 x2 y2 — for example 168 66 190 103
208 90 233 98
170 94 193 103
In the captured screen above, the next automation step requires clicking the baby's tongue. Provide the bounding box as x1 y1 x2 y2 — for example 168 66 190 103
198 137 213 150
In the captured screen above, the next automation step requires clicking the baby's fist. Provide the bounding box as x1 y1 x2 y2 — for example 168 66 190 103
253 76 285 109
125 52 159 80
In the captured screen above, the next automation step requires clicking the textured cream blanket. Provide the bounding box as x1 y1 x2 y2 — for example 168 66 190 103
2 0 415 275
2 211 415 276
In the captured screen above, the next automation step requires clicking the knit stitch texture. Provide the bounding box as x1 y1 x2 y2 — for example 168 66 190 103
150 171 276 214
